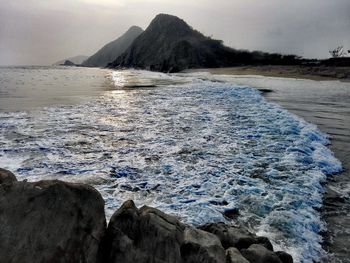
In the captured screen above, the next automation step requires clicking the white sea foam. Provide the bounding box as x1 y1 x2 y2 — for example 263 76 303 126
0 70 343 263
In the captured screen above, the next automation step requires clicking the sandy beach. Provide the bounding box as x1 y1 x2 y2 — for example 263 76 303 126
185 66 350 82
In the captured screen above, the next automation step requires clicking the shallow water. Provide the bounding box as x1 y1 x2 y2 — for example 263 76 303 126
0 67 346 263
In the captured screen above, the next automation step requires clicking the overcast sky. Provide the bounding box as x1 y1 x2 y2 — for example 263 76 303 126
0 0 349 65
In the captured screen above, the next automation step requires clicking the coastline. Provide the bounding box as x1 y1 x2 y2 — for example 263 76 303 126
184 65 350 82
184 68 350 263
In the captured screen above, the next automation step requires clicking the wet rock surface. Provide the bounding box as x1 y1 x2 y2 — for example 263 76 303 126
0 168 17 184
240 244 283 263
0 169 293 263
0 174 106 263
199 222 273 250
100 200 226 263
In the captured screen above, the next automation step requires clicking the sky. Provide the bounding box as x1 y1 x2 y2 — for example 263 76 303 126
0 0 349 65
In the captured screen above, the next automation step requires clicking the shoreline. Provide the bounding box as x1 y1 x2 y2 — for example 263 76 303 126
185 68 350 263
184 65 350 82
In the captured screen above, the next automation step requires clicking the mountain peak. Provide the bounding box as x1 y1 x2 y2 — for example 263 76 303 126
153 13 184 22
147 14 193 35
127 26 143 33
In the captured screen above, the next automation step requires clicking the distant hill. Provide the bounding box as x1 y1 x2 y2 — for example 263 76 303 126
53 55 89 66
60 60 76 66
111 14 302 72
82 26 143 67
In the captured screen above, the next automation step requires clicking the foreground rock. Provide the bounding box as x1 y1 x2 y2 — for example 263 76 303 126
0 173 106 263
0 169 293 263
241 244 282 263
0 168 17 184
226 247 250 263
199 222 273 250
100 200 226 263
101 200 293 263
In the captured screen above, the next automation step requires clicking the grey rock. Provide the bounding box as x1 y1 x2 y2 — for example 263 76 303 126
181 227 226 263
276 251 294 263
101 200 185 263
226 247 250 263
241 244 282 263
101 200 225 263
199 222 273 250
0 168 17 184
0 179 106 263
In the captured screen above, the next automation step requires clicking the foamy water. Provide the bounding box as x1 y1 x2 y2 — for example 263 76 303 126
0 68 343 262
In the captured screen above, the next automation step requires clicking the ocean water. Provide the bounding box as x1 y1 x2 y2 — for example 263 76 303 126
0 67 343 262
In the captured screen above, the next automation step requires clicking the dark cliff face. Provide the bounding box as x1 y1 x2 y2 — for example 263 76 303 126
110 14 236 72
82 26 143 67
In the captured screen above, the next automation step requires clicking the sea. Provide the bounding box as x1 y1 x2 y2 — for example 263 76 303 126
0 66 349 263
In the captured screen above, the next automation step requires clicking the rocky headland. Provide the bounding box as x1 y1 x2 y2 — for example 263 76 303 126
0 168 293 263
53 55 89 66
109 14 302 73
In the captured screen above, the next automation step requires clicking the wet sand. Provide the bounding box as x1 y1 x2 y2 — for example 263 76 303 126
186 68 350 262
186 66 350 82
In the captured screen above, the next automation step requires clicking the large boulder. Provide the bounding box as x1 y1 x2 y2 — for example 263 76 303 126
100 200 226 263
241 244 282 263
226 247 250 263
0 168 17 184
0 179 106 263
181 227 226 263
199 222 273 250
275 251 294 263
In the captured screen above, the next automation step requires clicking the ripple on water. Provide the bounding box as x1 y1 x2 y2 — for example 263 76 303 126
0 78 342 263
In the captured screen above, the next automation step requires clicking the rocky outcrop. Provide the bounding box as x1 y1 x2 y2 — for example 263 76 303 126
83 26 143 67
0 175 106 263
99 200 226 263
241 244 283 263
0 169 293 263
199 222 273 250
53 55 89 66
226 247 250 263
0 168 17 184
60 60 76 66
